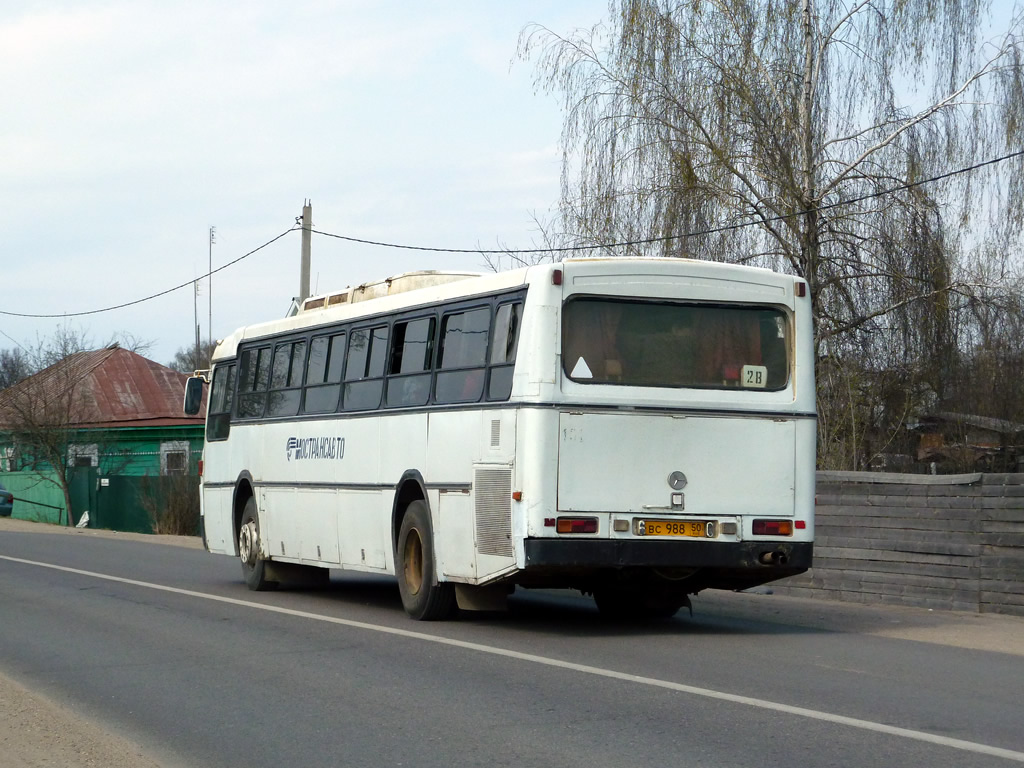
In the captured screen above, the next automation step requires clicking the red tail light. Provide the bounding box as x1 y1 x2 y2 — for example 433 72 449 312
197 459 204 478
556 517 598 534
752 519 793 536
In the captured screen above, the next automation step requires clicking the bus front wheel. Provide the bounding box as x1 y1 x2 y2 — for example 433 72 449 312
396 501 455 620
239 497 277 592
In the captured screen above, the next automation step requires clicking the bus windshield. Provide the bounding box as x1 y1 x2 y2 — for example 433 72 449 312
562 298 789 390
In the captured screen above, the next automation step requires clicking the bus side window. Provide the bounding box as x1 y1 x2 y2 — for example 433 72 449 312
345 325 389 411
386 316 435 408
237 347 271 418
435 307 488 404
487 302 521 401
267 340 306 418
760 313 789 388
303 332 345 413
207 364 235 441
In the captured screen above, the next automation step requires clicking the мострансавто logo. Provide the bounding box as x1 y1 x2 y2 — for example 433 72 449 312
286 436 346 462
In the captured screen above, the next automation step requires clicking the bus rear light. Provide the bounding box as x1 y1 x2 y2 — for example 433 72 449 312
752 519 793 536
198 459 203 478
796 281 807 297
719 521 738 535
512 491 523 502
544 518 555 527
795 520 806 529
552 269 563 286
556 517 597 534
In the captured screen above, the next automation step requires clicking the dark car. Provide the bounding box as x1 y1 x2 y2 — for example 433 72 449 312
0 483 13 517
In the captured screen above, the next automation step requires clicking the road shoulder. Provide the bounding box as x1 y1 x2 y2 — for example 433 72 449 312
0 515 202 549
0 671 163 768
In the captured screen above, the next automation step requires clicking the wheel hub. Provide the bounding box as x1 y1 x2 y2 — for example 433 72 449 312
403 529 423 595
239 520 258 566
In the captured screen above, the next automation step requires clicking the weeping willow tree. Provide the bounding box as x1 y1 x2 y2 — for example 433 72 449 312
520 0 1024 469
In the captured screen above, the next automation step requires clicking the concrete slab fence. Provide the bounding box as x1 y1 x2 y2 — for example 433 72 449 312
771 471 1024 616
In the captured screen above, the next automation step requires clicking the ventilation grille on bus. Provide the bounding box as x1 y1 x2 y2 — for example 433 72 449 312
474 467 513 558
490 419 501 448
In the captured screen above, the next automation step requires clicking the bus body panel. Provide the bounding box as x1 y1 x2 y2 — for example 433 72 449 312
427 407 518 583
514 407 561 543
555 411 797 518
202 483 233 555
794 416 817 534
259 415 387 570
200 427 246 556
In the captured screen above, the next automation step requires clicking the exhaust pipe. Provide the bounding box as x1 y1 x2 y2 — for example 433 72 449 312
759 550 789 566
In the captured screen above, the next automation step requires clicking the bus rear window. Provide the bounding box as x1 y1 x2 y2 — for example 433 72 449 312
561 299 789 390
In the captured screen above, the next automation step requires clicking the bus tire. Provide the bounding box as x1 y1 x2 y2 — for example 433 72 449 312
239 497 277 592
396 500 455 620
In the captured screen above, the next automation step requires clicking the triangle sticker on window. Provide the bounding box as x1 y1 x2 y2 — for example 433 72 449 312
571 357 593 378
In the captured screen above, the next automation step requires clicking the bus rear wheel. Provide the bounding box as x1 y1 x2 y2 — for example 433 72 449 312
239 497 277 592
396 501 455 620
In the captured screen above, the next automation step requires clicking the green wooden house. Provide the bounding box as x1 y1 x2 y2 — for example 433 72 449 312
0 345 207 531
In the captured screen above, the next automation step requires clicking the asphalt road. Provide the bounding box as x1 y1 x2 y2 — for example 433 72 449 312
1 522 1022 768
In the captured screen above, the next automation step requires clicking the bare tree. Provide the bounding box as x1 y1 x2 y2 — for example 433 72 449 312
0 349 32 390
0 328 99 524
520 0 1023 469
948 255 1024 424
167 340 218 375
138 457 200 536
109 332 153 356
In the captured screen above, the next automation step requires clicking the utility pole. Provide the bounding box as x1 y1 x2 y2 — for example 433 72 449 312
208 226 216 356
193 279 200 371
299 200 312 304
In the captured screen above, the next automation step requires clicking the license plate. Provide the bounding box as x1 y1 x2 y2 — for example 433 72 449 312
635 519 716 538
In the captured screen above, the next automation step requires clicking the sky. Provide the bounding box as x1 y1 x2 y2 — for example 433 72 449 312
0 1 608 367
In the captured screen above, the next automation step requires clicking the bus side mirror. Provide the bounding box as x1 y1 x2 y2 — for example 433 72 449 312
183 377 204 415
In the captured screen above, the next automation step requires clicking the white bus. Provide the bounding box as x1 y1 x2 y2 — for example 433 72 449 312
184 258 815 620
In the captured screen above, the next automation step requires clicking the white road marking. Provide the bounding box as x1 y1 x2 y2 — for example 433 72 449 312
4 554 1023 763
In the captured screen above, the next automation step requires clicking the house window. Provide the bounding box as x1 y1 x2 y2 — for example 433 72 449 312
160 441 191 475
69 444 98 468
165 452 187 474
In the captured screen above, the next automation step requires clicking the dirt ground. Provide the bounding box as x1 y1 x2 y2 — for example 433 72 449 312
1 516 1022 766
0 672 164 768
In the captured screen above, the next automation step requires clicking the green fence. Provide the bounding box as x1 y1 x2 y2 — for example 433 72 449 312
0 471 68 524
69 468 152 533
2 468 199 535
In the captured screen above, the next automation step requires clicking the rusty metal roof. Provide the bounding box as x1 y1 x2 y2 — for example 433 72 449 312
0 346 206 430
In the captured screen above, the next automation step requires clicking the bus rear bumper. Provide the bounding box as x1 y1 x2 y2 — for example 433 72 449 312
521 539 812 590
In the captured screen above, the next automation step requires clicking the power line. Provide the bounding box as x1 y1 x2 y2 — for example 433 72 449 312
0 227 298 320
312 149 1024 254
0 329 28 352
1 149 1020 321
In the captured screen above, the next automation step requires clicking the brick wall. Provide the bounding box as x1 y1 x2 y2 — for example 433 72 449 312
769 472 1024 616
